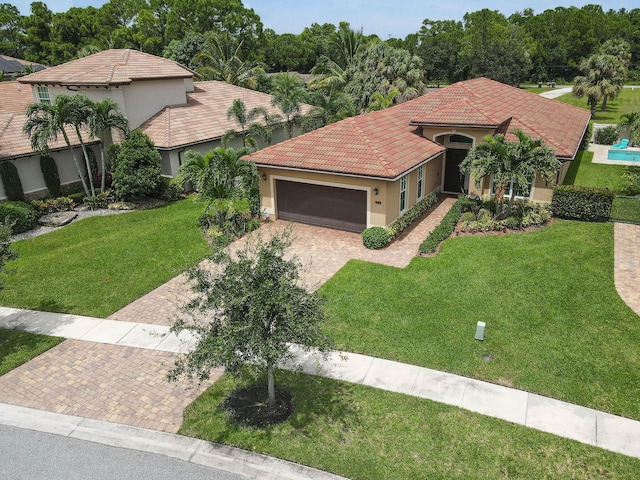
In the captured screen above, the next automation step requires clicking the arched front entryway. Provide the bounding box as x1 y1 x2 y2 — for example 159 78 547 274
434 133 475 194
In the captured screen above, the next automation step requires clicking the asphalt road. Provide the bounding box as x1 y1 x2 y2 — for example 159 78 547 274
0 424 244 480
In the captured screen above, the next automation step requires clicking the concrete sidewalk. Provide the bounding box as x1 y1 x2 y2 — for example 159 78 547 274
2 306 640 461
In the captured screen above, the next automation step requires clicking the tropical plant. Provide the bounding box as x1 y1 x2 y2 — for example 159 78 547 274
301 90 355 132
573 54 626 116
110 130 162 200
619 112 640 146
270 73 307 139
168 227 332 414
223 98 271 150
89 98 130 192
193 31 265 89
23 95 93 197
366 89 400 112
460 130 560 219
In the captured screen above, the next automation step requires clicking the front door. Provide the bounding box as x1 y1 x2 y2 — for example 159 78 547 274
443 149 468 193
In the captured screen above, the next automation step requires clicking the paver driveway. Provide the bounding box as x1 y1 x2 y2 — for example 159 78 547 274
0 196 456 432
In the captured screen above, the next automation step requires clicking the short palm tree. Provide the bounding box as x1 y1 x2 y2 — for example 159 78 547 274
89 98 130 192
301 90 355 132
460 129 560 218
23 95 92 196
223 98 271 151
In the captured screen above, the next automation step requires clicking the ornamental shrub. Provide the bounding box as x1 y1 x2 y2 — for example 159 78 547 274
419 196 477 254
579 122 593 151
83 190 114 210
40 156 61 198
622 171 640 196
111 130 162 200
0 201 38 234
30 196 75 215
362 226 391 249
551 185 615 221
594 126 619 145
505 216 521 230
0 162 24 202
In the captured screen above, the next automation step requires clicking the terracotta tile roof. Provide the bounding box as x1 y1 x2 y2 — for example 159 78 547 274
140 81 311 149
0 81 93 160
17 49 195 87
247 102 446 179
410 77 591 158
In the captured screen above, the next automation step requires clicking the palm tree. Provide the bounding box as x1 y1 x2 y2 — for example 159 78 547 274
89 98 130 192
270 73 307 139
460 130 560 219
301 90 355 132
23 95 92 196
193 31 264 89
620 112 640 146
366 89 400 112
66 95 98 196
223 98 271 150
573 54 626 116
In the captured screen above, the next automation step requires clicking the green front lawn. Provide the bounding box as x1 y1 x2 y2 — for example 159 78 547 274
0 198 210 318
321 220 640 420
555 88 640 123
180 371 640 480
0 328 63 376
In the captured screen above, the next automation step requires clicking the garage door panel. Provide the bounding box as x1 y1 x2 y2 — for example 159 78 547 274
276 180 367 233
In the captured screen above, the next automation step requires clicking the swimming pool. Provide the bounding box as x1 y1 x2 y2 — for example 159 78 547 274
607 149 640 162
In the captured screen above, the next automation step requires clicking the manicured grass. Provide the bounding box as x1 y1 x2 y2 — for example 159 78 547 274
320 220 640 420
0 328 63 376
555 88 640 123
180 371 640 480
562 150 630 192
0 199 210 318
611 197 640 223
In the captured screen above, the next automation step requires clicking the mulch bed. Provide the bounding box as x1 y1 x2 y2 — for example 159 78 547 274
221 383 294 428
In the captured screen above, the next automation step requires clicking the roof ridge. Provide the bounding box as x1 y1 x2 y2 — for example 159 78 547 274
0 114 12 138
351 114 396 177
164 107 171 147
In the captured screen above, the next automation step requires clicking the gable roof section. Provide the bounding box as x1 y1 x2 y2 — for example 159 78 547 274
410 78 591 159
0 55 46 74
17 49 195 87
0 82 93 160
248 101 446 179
140 81 311 149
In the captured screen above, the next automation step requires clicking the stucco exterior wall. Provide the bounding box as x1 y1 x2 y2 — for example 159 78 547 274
122 79 186 129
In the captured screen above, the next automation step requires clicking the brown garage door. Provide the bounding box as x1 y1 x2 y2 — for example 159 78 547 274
276 180 367 232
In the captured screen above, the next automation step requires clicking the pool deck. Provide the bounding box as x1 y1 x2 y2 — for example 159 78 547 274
590 143 640 166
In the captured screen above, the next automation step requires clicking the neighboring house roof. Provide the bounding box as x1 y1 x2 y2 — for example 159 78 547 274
409 77 591 159
248 78 591 178
140 80 312 150
265 71 318 84
17 49 196 87
0 55 46 75
0 81 93 160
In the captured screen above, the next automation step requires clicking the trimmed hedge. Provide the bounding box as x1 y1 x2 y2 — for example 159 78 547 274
40 156 61 198
0 201 38 234
551 185 615 222
361 192 437 249
579 121 593 151
0 162 24 202
419 196 478 254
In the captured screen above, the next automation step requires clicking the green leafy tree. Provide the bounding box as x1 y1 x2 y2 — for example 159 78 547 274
301 90 355 132
89 98 130 192
0 3 24 57
417 19 465 83
111 130 162 199
223 98 271 150
23 95 92 197
168 227 332 411
270 73 307 139
460 130 560 218
573 53 626 116
162 31 206 69
21 2 53 63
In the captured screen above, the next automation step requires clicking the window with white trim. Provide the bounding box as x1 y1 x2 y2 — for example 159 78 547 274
491 177 533 199
400 174 408 212
37 86 51 104
417 165 424 200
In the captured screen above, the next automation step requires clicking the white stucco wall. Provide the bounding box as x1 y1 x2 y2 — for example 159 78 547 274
122 79 186 129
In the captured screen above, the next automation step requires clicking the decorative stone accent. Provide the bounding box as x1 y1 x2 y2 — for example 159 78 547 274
38 211 78 227
108 202 136 210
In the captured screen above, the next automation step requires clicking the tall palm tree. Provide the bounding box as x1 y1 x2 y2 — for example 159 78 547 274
573 54 626 116
89 98 130 192
270 73 307 139
301 90 355 132
193 31 264 89
223 98 271 150
23 95 92 196
66 95 98 196
460 130 559 219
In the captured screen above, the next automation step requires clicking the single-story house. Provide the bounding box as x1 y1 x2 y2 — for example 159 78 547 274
247 78 592 232
0 49 304 200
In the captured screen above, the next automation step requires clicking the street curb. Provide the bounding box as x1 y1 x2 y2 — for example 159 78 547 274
0 403 347 480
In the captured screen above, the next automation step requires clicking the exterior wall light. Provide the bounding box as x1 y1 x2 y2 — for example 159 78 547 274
373 187 379 195
261 174 267 180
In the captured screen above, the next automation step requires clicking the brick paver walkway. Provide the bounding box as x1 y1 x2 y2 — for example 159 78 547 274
109 196 457 326
614 222 640 316
0 340 218 433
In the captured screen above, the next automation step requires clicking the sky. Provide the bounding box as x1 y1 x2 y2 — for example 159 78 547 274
11 0 639 39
